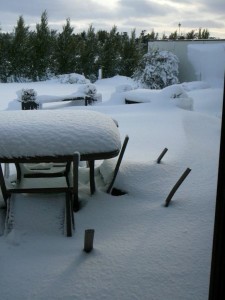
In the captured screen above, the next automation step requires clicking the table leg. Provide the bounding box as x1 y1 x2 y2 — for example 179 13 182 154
89 160 95 195
73 153 80 212
0 164 9 204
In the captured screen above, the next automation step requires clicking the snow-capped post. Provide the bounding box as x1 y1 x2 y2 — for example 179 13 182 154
20 88 39 110
98 67 102 79
84 229 95 253
164 168 191 207
157 148 168 163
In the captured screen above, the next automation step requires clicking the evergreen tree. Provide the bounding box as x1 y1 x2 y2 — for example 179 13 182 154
10 16 31 81
140 29 159 51
198 28 210 39
0 32 12 82
97 26 121 78
185 30 197 39
30 10 55 80
169 30 178 40
78 25 98 79
54 18 77 74
120 30 143 77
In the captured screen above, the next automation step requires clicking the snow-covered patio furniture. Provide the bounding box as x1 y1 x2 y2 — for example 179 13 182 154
0 110 121 236
35 84 102 108
19 88 40 110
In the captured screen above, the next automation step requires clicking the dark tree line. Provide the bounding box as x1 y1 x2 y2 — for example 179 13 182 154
0 11 212 83
0 11 144 82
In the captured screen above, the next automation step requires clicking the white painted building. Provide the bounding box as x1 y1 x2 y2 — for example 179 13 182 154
148 40 225 84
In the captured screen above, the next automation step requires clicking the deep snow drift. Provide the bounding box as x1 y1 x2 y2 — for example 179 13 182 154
0 73 222 300
1 40 224 299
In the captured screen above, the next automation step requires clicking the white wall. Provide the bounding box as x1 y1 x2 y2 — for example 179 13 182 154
149 40 225 84
188 43 225 87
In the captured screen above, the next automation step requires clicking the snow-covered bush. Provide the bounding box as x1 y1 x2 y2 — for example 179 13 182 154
19 89 37 103
132 48 179 89
17 89 39 110
56 73 90 84
77 84 97 97
115 84 134 93
161 84 193 111
77 83 102 104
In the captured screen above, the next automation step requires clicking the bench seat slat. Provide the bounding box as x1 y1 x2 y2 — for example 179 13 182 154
5 176 72 193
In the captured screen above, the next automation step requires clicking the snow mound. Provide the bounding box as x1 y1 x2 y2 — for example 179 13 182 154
52 73 90 84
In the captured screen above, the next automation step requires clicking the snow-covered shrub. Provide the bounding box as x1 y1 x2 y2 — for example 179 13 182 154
132 48 179 89
19 89 37 103
115 84 134 93
77 84 97 97
77 83 102 104
87 74 98 83
161 84 193 111
56 73 90 84
17 89 39 110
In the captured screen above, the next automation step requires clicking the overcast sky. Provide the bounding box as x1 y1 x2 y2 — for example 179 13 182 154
0 0 224 38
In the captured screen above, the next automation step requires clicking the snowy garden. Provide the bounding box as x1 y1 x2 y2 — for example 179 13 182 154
0 42 224 299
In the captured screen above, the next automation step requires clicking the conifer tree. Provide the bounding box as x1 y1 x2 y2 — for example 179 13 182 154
0 32 12 82
30 10 55 80
54 18 77 74
78 25 98 79
97 26 121 77
10 16 31 81
120 30 143 77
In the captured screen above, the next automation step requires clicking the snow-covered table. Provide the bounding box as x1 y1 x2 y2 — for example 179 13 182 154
0 110 121 160
0 110 121 223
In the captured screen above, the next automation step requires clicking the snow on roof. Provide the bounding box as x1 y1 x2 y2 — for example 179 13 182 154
0 110 121 158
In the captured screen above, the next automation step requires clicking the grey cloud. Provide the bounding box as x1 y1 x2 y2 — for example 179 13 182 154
199 0 225 13
117 0 177 17
0 0 224 38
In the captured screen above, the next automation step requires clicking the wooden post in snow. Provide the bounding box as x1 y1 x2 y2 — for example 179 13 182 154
157 148 168 163
164 168 191 207
84 229 95 253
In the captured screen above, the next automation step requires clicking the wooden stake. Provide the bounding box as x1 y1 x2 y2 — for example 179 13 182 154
107 135 129 194
157 148 168 163
165 168 191 207
84 229 95 253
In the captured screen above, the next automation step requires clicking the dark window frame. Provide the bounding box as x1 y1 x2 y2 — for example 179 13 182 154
208 75 225 299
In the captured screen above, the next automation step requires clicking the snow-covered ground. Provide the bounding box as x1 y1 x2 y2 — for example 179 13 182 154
0 73 223 300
